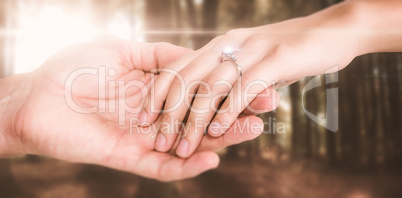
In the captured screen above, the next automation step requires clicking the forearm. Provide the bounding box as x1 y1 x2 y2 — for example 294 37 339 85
0 74 32 157
316 0 402 55
356 0 402 53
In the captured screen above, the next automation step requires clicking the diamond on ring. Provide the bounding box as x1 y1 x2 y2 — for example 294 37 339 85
221 47 242 77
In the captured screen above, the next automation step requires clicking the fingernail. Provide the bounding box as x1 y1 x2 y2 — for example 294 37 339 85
155 134 166 151
138 111 147 125
209 121 221 135
176 139 189 157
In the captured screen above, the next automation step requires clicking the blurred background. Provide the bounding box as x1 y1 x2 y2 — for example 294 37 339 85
0 0 401 197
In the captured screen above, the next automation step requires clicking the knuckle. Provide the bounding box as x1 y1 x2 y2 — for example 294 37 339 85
270 43 293 59
171 69 190 89
153 42 168 56
209 35 224 45
244 34 266 47
202 75 219 93
226 29 239 37
171 76 184 88
161 112 172 122
177 67 191 83
155 42 172 49
239 74 254 90
197 82 213 95
226 28 247 37
218 29 249 45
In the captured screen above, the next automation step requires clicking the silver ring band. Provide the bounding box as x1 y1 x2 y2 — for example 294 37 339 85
221 48 242 78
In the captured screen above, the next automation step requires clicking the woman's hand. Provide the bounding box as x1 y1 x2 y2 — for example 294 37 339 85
142 0 402 158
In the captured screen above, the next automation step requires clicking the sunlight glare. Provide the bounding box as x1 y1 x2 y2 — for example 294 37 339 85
13 5 94 74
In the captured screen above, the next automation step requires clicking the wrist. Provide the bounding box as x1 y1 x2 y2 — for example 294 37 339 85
303 1 369 58
0 74 32 157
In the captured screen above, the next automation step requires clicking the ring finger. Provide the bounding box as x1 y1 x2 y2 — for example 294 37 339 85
175 47 267 158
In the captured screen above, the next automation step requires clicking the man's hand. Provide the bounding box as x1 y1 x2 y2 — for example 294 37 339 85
0 41 278 181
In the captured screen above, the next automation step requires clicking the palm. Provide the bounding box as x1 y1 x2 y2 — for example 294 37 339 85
19 41 266 181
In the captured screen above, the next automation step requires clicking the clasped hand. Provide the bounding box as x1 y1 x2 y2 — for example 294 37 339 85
9 41 278 181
